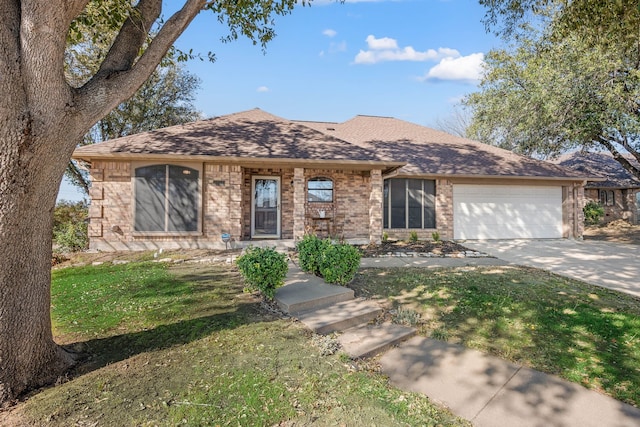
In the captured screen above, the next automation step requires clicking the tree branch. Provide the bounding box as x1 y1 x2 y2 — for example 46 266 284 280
64 0 90 25
76 0 206 128
96 0 162 76
597 135 640 181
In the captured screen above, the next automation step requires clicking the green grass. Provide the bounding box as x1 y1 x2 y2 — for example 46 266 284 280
351 266 640 407
16 261 467 426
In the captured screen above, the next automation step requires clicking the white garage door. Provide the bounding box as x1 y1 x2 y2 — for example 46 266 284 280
453 185 563 239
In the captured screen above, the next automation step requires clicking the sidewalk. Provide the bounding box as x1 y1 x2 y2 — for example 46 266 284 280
380 337 640 427
287 256 640 426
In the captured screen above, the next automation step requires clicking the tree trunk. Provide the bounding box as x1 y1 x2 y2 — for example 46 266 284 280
0 123 77 406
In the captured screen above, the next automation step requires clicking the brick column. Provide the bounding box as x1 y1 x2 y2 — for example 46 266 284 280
575 183 585 239
229 166 243 240
369 169 383 243
293 168 305 240
436 179 453 239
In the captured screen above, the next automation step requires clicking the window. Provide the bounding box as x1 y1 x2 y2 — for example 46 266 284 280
383 178 435 229
599 189 615 206
134 164 200 232
307 177 333 202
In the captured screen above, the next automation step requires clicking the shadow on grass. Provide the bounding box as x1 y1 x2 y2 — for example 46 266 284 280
52 263 272 380
66 301 263 377
352 266 640 407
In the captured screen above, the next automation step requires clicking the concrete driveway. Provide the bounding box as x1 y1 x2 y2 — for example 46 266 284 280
462 239 640 298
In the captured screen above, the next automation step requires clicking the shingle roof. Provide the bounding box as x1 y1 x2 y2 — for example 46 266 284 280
555 151 640 188
74 108 588 180
73 109 402 169
296 115 588 180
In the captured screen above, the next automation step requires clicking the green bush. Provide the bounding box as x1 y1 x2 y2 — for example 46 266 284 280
319 243 361 286
236 247 288 300
583 200 605 225
53 200 88 252
54 221 89 252
431 231 441 242
409 231 418 242
297 234 329 275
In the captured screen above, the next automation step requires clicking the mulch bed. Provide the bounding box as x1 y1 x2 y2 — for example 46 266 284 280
356 240 472 257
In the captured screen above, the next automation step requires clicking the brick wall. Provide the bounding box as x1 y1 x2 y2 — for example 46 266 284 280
584 188 638 224
303 169 372 239
88 161 247 250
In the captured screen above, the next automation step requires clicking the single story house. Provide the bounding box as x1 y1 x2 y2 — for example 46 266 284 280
72 109 589 251
557 151 640 224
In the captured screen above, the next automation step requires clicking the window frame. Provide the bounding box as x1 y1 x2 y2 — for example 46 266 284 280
307 177 334 203
383 178 436 229
598 189 615 206
131 162 203 236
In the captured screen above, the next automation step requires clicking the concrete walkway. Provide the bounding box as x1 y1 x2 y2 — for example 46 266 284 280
281 256 640 426
461 239 640 298
381 337 640 427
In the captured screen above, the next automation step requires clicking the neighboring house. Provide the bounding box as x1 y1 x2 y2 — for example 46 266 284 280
557 151 640 224
72 109 589 251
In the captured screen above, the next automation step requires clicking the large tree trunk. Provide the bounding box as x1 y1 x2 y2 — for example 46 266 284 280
0 122 77 405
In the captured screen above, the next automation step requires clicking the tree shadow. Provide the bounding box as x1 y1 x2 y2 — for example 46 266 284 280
64 300 266 378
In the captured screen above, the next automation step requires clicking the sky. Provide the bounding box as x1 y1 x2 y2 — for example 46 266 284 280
57 0 502 202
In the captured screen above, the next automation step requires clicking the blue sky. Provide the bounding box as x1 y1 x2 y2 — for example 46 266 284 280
57 0 501 202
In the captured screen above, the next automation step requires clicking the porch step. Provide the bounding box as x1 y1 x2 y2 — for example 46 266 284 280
338 322 416 359
275 266 355 314
296 299 382 334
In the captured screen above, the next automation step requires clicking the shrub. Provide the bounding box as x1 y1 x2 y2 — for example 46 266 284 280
583 201 605 225
297 234 329 275
54 221 89 252
319 243 361 286
236 247 288 300
382 231 389 242
53 200 89 252
409 231 418 242
431 231 441 242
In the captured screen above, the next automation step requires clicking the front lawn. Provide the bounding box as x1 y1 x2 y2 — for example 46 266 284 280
351 266 640 407
10 261 466 426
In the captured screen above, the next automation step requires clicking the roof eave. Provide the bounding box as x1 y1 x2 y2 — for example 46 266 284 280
71 152 405 171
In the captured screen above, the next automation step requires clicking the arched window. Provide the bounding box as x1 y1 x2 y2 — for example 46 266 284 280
134 164 200 232
307 177 333 203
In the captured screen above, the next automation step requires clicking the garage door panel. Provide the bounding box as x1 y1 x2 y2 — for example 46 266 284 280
453 185 563 240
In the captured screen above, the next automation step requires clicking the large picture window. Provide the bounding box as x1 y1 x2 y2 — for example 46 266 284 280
383 178 435 229
307 177 333 203
134 164 200 232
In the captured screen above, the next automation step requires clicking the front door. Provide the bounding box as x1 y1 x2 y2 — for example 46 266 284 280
251 176 281 238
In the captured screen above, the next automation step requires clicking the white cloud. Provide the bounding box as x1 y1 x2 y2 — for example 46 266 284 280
421 53 485 82
257 86 270 92
354 35 461 64
365 35 398 50
323 29 337 37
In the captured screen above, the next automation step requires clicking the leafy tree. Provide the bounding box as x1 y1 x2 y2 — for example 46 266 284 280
466 3 640 179
0 0 310 405
67 63 203 193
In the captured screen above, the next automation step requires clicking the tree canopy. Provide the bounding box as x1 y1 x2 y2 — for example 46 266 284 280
467 0 640 179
